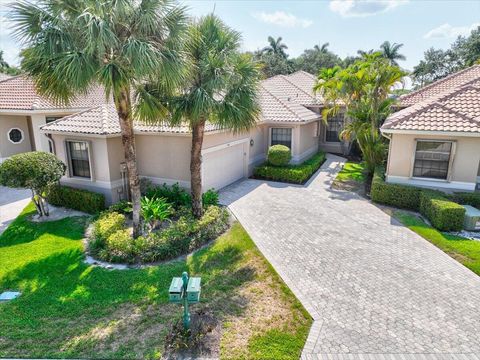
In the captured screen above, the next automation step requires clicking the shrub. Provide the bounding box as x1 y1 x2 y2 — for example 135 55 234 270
141 196 173 230
419 191 465 232
108 200 133 215
145 183 219 209
91 205 229 264
0 151 66 216
89 211 126 255
46 184 105 214
254 152 326 184
267 145 291 166
145 183 191 209
202 188 219 207
451 192 480 209
102 229 135 263
370 166 422 210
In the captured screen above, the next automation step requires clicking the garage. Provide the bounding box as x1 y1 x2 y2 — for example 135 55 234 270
202 140 247 191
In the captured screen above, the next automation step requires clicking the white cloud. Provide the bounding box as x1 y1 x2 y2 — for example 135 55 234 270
424 22 480 39
252 11 313 28
329 0 408 18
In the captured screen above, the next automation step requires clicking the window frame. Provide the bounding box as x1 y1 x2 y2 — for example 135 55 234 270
270 127 293 149
410 139 455 182
324 113 343 143
65 140 94 180
7 128 24 144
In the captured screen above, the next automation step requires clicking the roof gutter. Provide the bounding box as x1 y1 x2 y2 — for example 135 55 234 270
381 128 480 138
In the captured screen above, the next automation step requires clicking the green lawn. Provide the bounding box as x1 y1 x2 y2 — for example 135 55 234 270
394 210 480 276
335 161 366 183
0 203 311 359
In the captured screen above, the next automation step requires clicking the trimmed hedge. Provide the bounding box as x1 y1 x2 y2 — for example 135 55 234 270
419 190 465 231
370 166 422 210
254 151 326 184
46 184 105 214
371 166 465 231
267 145 291 166
451 192 480 209
90 205 229 264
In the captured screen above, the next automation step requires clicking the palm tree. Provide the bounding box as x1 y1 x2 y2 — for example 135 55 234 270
380 41 406 65
11 0 187 237
164 15 260 218
314 42 330 53
314 53 406 174
262 36 288 58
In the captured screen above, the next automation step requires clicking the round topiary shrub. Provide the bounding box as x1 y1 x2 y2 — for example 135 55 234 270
267 145 291 166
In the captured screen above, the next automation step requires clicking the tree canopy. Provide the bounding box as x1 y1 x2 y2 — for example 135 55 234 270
412 26 480 87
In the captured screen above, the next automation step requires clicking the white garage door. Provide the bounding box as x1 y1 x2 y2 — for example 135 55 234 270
203 143 246 191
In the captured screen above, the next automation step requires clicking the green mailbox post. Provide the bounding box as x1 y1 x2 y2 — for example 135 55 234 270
168 272 201 330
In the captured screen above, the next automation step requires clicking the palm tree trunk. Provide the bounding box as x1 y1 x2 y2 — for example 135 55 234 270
115 88 142 238
190 119 205 219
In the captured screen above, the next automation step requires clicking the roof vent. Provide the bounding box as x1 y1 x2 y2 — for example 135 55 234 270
287 97 291 101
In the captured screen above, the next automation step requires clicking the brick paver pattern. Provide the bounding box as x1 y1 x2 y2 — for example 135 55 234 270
220 154 480 359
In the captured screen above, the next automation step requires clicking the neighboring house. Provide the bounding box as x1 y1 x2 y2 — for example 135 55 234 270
381 64 480 192
0 71 348 203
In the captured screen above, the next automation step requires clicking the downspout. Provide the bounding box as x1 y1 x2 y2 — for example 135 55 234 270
45 133 56 155
381 130 392 178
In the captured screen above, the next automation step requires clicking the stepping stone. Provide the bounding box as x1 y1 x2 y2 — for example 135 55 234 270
0 291 21 302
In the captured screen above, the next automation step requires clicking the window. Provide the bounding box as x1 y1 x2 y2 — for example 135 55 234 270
271 128 292 148
46 116 63 123
8 128 24 144
325 113 343 143
413 141 452 180
67 141 91 178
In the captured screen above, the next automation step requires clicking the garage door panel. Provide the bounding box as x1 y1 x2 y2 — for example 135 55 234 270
203 143 246 190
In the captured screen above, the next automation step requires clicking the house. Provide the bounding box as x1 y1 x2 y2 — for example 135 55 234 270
0 71 349 203
381 64 480 192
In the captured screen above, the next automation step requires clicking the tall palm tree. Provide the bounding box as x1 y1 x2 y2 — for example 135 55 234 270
314 42 330 53
262 36 288 58
380 41 406 65
11 0 187 237
163 15 260 218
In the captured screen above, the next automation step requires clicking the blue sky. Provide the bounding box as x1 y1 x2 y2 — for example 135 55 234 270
1 0 479 72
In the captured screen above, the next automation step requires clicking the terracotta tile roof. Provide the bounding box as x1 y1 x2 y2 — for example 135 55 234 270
382 79 480 133
399 64 480 106
258 71 321 123
0 76 110 111
40 104 222 135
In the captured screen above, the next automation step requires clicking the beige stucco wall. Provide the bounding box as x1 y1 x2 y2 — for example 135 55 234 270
297 121 319 161
0 115 33 159
386 133 480 190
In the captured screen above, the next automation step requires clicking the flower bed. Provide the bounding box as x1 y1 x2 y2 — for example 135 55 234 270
253 151 326 184
88 205 229 264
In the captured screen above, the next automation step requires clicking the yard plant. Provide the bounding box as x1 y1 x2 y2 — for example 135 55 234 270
0 204 311 358
152 14 260 218
267 145 292 166
12 0 187 237
254 151 326 184
46 184 105 214
314 53 406 174
0 151 65 216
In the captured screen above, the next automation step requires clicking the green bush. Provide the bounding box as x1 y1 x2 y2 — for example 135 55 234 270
419 191 465 232
145 183 219 209
141 196 173 230
102 229 135 263
254 152 326 184
370 166 422 210
267 145 291 166
451 192 480 209
108 200 133 215
89 211 126 255
46 184 105 214
91 205 229 264
202 188 219 207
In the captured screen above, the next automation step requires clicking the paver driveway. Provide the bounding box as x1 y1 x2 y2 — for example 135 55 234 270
220 154 480 359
